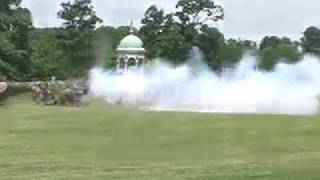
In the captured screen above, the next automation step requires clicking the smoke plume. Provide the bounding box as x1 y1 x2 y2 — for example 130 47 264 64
89 50 320 115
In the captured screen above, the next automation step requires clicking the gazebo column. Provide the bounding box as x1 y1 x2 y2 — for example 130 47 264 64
125 58 128 70
116 58 120 70
136 58 139 68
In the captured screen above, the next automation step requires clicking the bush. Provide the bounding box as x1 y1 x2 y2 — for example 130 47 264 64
0 83 32 103
259 43 300 71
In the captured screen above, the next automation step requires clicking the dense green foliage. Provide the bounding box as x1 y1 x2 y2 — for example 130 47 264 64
258 36 300 71
1 94 320 179
29 28 66 80
1 0 320 81
259 36 293 50
140 0 225 68
215 39 257 69
302 26 320 54
57 0 102 78
93 26 132 68
0 0 33 81
196 25 225 70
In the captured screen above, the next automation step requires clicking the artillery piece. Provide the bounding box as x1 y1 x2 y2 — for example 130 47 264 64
31 80 89 106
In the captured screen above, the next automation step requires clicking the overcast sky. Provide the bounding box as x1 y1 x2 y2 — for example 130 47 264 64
22 0 320 41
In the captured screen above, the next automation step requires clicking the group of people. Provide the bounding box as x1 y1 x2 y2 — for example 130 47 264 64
0 82 7 94
31 81 89 106
1 80 89 106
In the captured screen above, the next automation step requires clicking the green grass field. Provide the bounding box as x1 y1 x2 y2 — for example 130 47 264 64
1 94 320 179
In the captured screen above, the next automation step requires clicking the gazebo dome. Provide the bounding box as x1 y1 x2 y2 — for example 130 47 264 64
118 34 143 49
116 21 147 72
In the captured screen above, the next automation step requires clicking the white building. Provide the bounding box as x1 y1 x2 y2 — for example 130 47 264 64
116 26 146 71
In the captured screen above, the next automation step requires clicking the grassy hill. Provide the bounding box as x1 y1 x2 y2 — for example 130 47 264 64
1 94 320 179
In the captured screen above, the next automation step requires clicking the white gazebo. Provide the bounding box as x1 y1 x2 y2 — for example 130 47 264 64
116 24 146 71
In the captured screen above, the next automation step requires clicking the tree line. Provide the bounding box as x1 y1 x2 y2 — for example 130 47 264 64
1 0 320 82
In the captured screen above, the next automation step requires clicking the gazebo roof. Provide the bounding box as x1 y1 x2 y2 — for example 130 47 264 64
117 21 146 54
118 34 144 49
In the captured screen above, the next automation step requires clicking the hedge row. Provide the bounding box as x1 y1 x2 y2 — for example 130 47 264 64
0 83 32 103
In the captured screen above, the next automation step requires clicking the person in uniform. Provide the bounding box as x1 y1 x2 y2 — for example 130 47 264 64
32 82 42 103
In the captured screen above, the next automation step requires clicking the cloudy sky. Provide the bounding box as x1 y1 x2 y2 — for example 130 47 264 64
22 0 320 41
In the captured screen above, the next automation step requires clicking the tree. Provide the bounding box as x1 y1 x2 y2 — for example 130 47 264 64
140 6 191 64
215 39 244 69
140 0 224 66
93 26 132 67
30 28 66 80
0 0 33 81
175 0 224 29
259 43 300 71
241 40 257 50
276 43 299 63
301 26 320 54
175 0 224 45
195 25 224 70
260 36 293 50
259 47 278 71
57 0 102 77
258 36 300 70
58 0 102 31
0 33 19 81
139 5 166 59
157 14 191 63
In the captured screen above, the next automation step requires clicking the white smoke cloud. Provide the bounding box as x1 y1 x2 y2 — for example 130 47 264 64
89 54 320 115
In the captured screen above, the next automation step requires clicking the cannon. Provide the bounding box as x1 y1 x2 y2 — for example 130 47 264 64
31 80 89 106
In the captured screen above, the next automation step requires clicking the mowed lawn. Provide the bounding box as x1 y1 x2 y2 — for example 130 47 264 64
1 94 320 180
